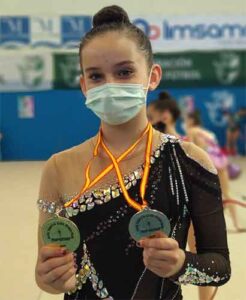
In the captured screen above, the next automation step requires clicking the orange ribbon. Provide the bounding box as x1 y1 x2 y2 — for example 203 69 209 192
64 123 153 211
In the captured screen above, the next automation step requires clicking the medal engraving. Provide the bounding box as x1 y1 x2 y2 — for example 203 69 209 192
42 217 80 252
129 209 171 241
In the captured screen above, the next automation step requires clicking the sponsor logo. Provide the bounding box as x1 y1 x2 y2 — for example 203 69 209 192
0 17 30 46
61 16 92 47
205 91 235 127
31 17 60 47
163 22 246 40
18 56 45 88
58 55 80 88
213 52 240 85
132 18 246 41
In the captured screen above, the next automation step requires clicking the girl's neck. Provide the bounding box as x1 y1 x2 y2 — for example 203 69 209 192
100 108 149 157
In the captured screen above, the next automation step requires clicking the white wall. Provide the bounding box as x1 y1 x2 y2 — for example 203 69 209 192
0 0 245 15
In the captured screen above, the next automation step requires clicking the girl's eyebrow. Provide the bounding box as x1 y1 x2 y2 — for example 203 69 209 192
114 60 135 67
85 60 135 73
85 66 100 73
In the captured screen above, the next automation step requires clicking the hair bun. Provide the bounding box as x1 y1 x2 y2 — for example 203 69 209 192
93 5 130 27
158 91 171 101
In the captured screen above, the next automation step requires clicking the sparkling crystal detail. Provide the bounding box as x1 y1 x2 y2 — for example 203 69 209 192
100 288 109 298
87 202 95 210
84 192 92 198
112 189 120 198
93 282 98 290
91 274 98 283
124 178 129 185
85 197 93 204
98 280 103 289
150 156 155 164
66 207 74 217
134 169 142 179
129 173 135 181
104 195 111 202
95 200 104 205
96 290 101 297
178 264 223 285
93 190 104 199
79 196 85 204
72 209 79 216
103 188 111 196
80 205 86 212
72 201 78 208
154 149 161 158
126 182 132 190
47 203 56 214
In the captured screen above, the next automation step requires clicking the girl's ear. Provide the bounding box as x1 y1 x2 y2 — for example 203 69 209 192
148 64 162 91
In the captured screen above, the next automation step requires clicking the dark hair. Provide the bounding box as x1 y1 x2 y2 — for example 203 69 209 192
150 91 181 122
79 5 153 70
187 111 202 126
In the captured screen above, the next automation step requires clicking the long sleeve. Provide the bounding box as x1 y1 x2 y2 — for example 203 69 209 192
172 142 231 286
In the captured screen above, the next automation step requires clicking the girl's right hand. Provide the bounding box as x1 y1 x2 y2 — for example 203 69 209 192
36 245 77 293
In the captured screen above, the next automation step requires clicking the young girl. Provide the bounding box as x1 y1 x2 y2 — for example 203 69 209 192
35 6 231 300
147 91 181 137
185 111 245 232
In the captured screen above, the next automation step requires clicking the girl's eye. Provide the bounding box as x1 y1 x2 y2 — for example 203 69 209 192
88 73 102 81
118 69 134 77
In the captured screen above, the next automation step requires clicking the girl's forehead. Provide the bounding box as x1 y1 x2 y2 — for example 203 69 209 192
81 32 144 67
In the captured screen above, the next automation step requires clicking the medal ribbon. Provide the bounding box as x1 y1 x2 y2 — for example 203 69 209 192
64 123 152 209
100 125 153 211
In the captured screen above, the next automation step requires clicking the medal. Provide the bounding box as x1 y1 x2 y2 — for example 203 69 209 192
129 208 171 241
42 215 80 252
62 122 170 243
99 124 170 240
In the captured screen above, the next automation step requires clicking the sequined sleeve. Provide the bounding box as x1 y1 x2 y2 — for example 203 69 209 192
171 142 231 286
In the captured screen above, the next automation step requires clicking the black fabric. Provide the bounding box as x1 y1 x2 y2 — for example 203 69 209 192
64 140 230 300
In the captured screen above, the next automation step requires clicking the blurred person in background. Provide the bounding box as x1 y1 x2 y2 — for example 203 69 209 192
147 91 181 137
225 108 246 156
185 111 246 233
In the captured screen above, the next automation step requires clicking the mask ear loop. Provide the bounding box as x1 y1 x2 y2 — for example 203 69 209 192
143 65 154 100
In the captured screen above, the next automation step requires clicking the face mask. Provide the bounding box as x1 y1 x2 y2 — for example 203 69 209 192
85 81 150 125
153 121 166 133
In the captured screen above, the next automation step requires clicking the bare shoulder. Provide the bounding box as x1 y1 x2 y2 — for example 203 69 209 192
38 136 96 206
180 141 218 175
52 136 95 170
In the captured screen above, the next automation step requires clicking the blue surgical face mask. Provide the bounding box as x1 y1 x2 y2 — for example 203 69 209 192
85 82 149 125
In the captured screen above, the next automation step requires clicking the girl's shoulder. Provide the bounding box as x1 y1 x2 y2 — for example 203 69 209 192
179 140 218 175
37 136 96 210
51 136 96 171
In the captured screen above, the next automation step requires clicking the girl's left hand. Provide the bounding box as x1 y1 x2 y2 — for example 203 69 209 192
139 233 186 278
